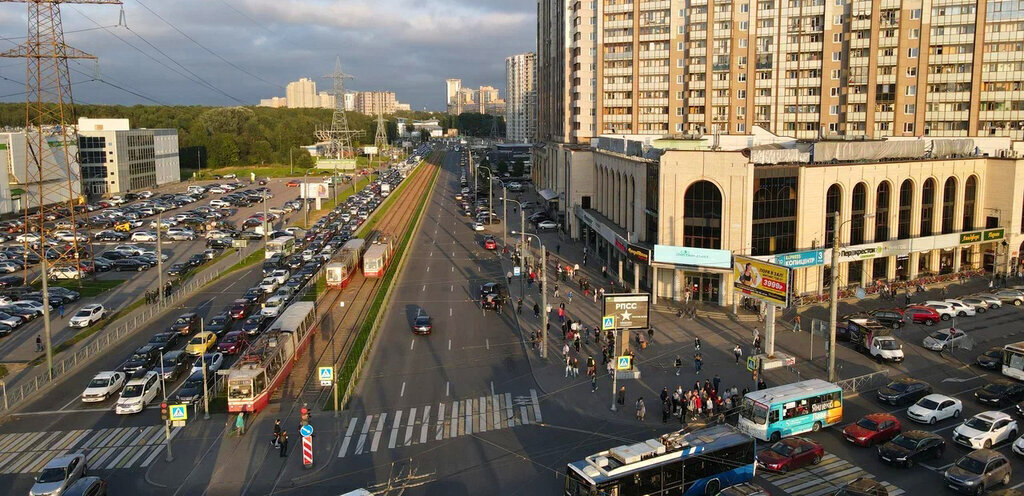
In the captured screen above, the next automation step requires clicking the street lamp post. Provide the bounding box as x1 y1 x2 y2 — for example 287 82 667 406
515 232 547 358
159 351 173 462
478 166 494 225
827 211 874 383
303 170 314 228
200 319 210 420
501 196 526 267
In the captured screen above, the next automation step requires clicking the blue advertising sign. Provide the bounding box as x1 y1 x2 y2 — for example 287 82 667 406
653 245 732 268
770 249 825 268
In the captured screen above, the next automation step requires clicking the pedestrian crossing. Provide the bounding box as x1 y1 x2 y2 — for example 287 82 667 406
0 425 181 474
760 454 905 496
339 389 543 457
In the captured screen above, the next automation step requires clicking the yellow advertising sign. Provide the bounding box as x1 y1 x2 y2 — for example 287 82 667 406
733 255 790 307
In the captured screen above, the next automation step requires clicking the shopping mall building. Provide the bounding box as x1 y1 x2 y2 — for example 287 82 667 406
532 130 1024 306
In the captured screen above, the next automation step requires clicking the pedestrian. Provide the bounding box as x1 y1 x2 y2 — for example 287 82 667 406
584 325 591 344
754 336 762 355
674 355 682 376
567 290 574 303
565 354 572 378
694 337 702 351
574 334 581 353
506 270 512 285
591 373 598 392
272 419 282 448
235 411 245 436
517 297 523 315
713 373 721 393
278 431 288 457
58 304 64 319
733 344 743 364
662 398 672 423
557 244 561 255
35 334 42 352
554 285 560 299
757 378 768 390
602 265 608 279
694 353 703 375
606 357 614 374
593 290 598 303
617 385 626 406
635 397 646 421
562 341 570 357
572 356 580 377
793 314 801 333
533 303 540 318
684 289 691 303
647 327 654 344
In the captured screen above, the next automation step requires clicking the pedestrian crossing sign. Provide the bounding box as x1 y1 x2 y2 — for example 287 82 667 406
513 266 521 277
318 366 334 387
616 356 631 370
169 404 187 421
602 315 615 330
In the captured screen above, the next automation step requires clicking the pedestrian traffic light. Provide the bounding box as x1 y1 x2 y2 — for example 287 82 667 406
160 402 169 421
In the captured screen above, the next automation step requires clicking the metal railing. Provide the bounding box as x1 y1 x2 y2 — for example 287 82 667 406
0 242 262 414
836 369 891 393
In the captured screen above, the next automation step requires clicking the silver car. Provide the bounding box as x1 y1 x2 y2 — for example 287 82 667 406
944 449 1011 494
30 453 87 496
962 295 999 311
993 289 1024 306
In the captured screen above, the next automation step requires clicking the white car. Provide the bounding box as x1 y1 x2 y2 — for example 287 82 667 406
472 222 485 231
114 244 145 255
922 327 968 351
906 393 963 424
961 295 998 311
15 233 40 243
209 199 230 208
149 219 176 229
269 269 290 285
0 312 21 328
1012 434 1024 457
923 301 957 320
0 262 19 273
953 411 1018 449
537 220 558 230
190 352 224 375
115 371 161 414
942 299 977 317
205 230 233 240
165 228 196 241
81 371 125 402
48 266 82 280
258 277 279 293
69 304 106 328
130 231 158 242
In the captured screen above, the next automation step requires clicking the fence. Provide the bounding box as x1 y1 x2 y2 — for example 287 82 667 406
836 369 891 394
0 242 262 415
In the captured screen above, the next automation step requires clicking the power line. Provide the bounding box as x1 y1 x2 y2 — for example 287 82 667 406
135 0 284 91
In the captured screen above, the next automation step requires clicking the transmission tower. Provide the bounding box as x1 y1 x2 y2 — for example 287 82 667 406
0 0 121 379
373 92 389 169
316 56 363 162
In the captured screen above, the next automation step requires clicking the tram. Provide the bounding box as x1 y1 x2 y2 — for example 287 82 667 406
325 238 366 289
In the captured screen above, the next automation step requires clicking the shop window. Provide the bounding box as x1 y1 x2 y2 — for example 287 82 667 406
921 178 936 237
941 177 957 234
963 176 976 231
683 180 723 249
825 184 842 248
751 176 797 256
898 180 913 239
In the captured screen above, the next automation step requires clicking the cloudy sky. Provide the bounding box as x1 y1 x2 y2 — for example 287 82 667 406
0 0 535 110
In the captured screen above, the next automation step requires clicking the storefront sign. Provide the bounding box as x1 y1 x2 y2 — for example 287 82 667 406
602 293 650 330
733 255 790 307
653 245 732 269
770 249 825 268
625 242 650 264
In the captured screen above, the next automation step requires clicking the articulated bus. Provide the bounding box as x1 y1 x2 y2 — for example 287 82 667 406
1002 341 1024 380
564 424 755 496
737 379 843 442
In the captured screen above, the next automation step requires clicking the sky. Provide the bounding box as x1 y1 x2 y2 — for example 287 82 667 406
0 0 535 111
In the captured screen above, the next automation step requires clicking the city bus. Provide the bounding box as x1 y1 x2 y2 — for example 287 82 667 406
564 424 755 496
265 235 295 260
737 379 843 442
1002 341 1024 380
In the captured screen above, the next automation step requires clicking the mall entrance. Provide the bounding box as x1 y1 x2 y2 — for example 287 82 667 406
684 272 721 303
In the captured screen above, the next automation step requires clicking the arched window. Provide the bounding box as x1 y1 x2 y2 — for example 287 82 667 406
963 176 977 231
942 177 957 234
851 183 867 245
683 181 723 249
898 180 913 239
921 178 936 237
825 184 842 248
875 181 891 242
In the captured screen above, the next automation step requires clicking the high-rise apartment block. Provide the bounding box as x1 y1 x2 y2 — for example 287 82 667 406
285 78 318 109
353 91 397 115
445 81 507 115
446 79 462 110
506 52 539 143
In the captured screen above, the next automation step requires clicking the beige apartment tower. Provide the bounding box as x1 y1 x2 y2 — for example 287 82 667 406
506 52 539 143
353 91 397 115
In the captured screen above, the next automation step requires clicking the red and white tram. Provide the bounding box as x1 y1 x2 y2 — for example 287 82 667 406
325 238 366 289
362 236 393 278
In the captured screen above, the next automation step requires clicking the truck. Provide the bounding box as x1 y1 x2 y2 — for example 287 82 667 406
846 318 904 362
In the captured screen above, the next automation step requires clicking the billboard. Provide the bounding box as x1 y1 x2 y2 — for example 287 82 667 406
300 182 330 199
315 158 357 170
653 245 732 268
602 293 650 330
733 255 790 307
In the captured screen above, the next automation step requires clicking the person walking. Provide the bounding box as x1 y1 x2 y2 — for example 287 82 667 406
694 337 702 351
662 397 672 423
567 290 574 303
635 397 646 421
58 304 64 319
733 345 743 364
674 355 682 376
573 334 581 354
272 419 282 448
35 334 43 352
572 356 580 377
602 265 608 279
713 373 721 394
533 303 540 318
793 315 802 333
617 385 626 406
554 285 560 299
278 431 289 457
234 411 245 436
517 298 523 315
506 271 512 285
694 353 703 376
564 354 572 378
647 327 655 344
591 372 598 392
758 378 768 390
753 336 762 355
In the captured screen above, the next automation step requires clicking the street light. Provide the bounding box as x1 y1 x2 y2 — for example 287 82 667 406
827 212 874 383
513 231 548 358
303 169 314 228
477 165 494 226
500 196 525 264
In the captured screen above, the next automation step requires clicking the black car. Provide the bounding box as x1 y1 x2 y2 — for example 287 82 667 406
877 378 933 406
98 250 128 260
170 312 201 335
120 345 160 374
187 254 206 267
0 275 22 287
174 370 209 405
206 312 232 336
877 430 945 467
157 350 189 381
412 313 432 335
240 314 267 335
868 309 905 329
94 231 127 241
207 238 232 249
975 380 1024 406
242 288 265 305
112 259 146 272
167 262 189 277
284 256 304 270
147 332 180 352
91 257 113 272
976 347 1004 370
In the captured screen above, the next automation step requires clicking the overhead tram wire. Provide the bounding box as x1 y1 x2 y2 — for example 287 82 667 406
72 7 248 105
134 0 285 92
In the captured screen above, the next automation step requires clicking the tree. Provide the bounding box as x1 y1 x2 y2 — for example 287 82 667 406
496 160 509 175
291 147 314 169
512 159 525 177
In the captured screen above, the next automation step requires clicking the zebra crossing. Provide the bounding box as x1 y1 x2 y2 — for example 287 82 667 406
0 425 181 474
339 389 542 457
760 454 905 496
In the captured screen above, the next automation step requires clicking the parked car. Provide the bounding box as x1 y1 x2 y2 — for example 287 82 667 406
947 298 984 314
842 413 901 446
833 477 889 496
754 437 824 472
944 449 1012 495
877 378 933 406
923 301 958 320
966 294 1002 310
993 289 1024 306
952 411 1018 449
867 309 905 329
80 371 125 403
877 430 945 468
114 370 161 414
68 304 105 328
906 393 963 424
29 453 87 496
976 380 1024 407
976 347 1005 369
922 327 969 351
903 305 942 326
62 476 108 496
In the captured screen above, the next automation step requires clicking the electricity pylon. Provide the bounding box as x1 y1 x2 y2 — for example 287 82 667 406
0 0 121 379
373 92 389 170
315 56 363 194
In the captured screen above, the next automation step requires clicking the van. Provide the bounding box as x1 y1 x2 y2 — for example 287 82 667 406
187 185 206 195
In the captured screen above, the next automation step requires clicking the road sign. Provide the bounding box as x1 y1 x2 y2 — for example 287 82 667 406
602 293 650 330
601 315 615 330
746 356 757 372
169 404 187 421
513 266 521 277
172 420 186 428
302 434 313 468
318 366 334 387
616 356 631 370
300 424 314 437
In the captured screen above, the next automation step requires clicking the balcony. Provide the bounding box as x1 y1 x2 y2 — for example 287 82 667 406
691 13 707 23
604 51 635 60
687 113 706 122
604 20 634 29
689 97 706 106
847 93 867 103
689 47 706 57
689 64 707 73
605 35 634 44
850 38 870 49
604 98 633 107
605 3 634 14
604 83 633 91
926 92 972 104
712 79 730 89
604 67 633 76
639 0 670 8
640 33 671 42
875 111 894 121
639 50 669 59
798 59 822 70
639 98 669 105
604 114 632 123
712 63 731 71
639 65 669 75
639 113 669 123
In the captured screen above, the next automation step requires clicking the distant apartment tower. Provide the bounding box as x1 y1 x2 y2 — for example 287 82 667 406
343 91 356 111
317 91 336 110
506 52 538 143
446 78 462 113
537 0 596 144
76 118 180 196
354 91 397 115
258 97 287 108
285 78 318 109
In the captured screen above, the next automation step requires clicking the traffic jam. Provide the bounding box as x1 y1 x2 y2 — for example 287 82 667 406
71 151 425 417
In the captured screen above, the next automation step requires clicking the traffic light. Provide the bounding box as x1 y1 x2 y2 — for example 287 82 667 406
300 406 309 426
160 402 169 421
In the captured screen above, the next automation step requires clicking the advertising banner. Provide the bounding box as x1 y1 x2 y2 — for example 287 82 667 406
300 183 330 199
653 245 732 269
770 249 825 268
625 242 651 264
733 255 790 307
602 293 650 330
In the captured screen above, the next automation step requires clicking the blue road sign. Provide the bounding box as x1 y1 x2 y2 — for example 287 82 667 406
602 315 615 330
169 404 187 421
300 424 314 437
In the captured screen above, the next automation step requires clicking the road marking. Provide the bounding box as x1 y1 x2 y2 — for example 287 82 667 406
451 266 454 272
403 407 417 446
942 376 983 383
448 339 452 350
465 399 473 435
419 406 431 444
449 401 459 438
451 285 453 292
486 339 490 350
449 307 453 316
446 381 450 396
388 410 403 449
491 382 495 395
422 285 426 291
400 382 406 397
371 413 388 452
354 414 372 454
338 418 358 457
426 266 430 272
478 396 488 433
435 403 446 441
531 389 543 423
410 340 415 350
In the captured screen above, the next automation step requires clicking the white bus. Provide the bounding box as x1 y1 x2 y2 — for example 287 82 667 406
265 235 295 260
1002 341 1024 380
737 379 843 442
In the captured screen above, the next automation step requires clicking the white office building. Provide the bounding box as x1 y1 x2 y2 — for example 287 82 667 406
77 118 180 197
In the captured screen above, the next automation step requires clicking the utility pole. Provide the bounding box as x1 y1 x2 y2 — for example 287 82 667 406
303 171 310 228
159 351 174 462
200 321 210 420
263 191 269 246
502 186 507 248
827 210 839 383
316 56 363 204
289 148 293 175
156 209 164 303
540 244 548 359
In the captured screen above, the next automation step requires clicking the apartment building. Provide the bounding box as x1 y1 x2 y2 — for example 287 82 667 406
353 91 397 115
506 53 539 143
76 118 180 197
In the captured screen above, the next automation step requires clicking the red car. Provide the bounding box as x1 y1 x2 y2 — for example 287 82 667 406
286 180 299 187
483 237 497 250
756 437 824 472
216 331 249 354
904 305 941 326
229 299 251 320
843 413 902 446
